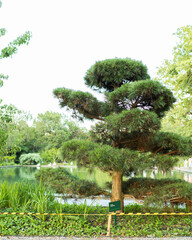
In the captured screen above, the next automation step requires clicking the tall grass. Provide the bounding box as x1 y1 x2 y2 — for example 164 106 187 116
0 181 107 216
0 181 61 213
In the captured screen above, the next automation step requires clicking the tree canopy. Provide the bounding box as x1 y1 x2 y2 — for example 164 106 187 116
157 25 192 94
0 27 31 158
54 58 192 211
84 58 150 92
156 25 192 136
7 111 88 161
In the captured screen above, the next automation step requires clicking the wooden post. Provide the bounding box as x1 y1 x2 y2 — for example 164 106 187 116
106 214 112 236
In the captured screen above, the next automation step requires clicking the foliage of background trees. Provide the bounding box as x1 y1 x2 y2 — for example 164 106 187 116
19 153 42 165
54 58 192 211
157 25 192 136
0 17 192 213
0 27 31 159
7 111 88 163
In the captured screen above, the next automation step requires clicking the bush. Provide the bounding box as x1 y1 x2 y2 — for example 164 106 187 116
19 153 42 165
0 155 16 166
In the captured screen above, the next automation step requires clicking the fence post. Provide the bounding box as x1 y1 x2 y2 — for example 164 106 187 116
106 214 112 236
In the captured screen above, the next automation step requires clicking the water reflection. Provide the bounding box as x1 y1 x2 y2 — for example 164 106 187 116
0 167 37 184
69 167 111 188
0 166 192 186
135 169 192 183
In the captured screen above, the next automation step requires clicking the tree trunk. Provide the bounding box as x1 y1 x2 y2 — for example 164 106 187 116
111 170 124 212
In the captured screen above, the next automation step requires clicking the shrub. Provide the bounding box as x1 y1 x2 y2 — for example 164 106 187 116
19 153 42 165
0 155 16 166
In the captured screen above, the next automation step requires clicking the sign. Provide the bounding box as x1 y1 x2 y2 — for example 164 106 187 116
109 200 121 212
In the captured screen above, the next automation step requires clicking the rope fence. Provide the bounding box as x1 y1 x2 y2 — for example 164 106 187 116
0 212 192 216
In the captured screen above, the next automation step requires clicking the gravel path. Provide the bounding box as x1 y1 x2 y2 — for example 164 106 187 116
0 237 192 240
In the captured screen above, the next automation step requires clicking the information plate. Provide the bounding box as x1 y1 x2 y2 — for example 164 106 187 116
109 200 121 212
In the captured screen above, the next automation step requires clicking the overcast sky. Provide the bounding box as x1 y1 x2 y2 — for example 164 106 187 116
0 0 192 127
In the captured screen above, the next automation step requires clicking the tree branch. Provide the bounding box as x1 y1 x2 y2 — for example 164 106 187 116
74 107 104 121
163 151 179 156
154 146 163 154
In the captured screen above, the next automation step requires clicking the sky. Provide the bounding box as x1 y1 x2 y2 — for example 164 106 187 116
0 0 192 128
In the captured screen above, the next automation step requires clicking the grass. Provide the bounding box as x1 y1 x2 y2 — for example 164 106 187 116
0 181 59 213
0 181 192 237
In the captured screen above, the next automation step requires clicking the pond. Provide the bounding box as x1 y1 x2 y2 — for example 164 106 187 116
1 166 192 206
1 165 192 186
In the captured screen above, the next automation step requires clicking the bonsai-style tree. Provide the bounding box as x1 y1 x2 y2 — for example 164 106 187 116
54 58 192 211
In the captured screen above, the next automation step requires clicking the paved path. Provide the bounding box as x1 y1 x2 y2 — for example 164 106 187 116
0 237 192 240
174 167 192 173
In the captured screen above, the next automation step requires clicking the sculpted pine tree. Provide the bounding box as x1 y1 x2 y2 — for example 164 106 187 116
54 58 192 211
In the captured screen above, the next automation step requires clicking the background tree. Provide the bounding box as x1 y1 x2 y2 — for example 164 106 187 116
7 117 38 162
156 25 192 136
0 104 18 159
7 111 88 162
0 26 31 158
54 58 192 211
33 111 88 150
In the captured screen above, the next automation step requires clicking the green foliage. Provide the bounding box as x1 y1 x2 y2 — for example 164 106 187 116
61 139 96 167
33 111 88 149
35 167 106 197
54 57 192 205
7 118 38 161
0 155 16 166
106 80 176 117
91 109 161 149
0 181 58 212
53 88 110 121
84 58 150 92
122 177 192 211
156 25 192 136
19 153 42 165
89 144 153 173
0 31 31 59
161 100 192 137
0 181 192 237
151 132 192 156
0 27 31 160
0 210 192 237
157 25 192 94
0 104 18 159
0 28 31 84
0 182 192 237
61 139 177 174
40 148 61 164
7 111 88 162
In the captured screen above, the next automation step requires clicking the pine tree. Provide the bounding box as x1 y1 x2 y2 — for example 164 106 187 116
54 58 192 211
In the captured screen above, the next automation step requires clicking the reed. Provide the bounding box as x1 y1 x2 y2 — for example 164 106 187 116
0 181 60 213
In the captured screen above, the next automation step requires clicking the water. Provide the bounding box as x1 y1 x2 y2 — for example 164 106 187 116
0 166 37 184
1 166 192 206
1 166 192 185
